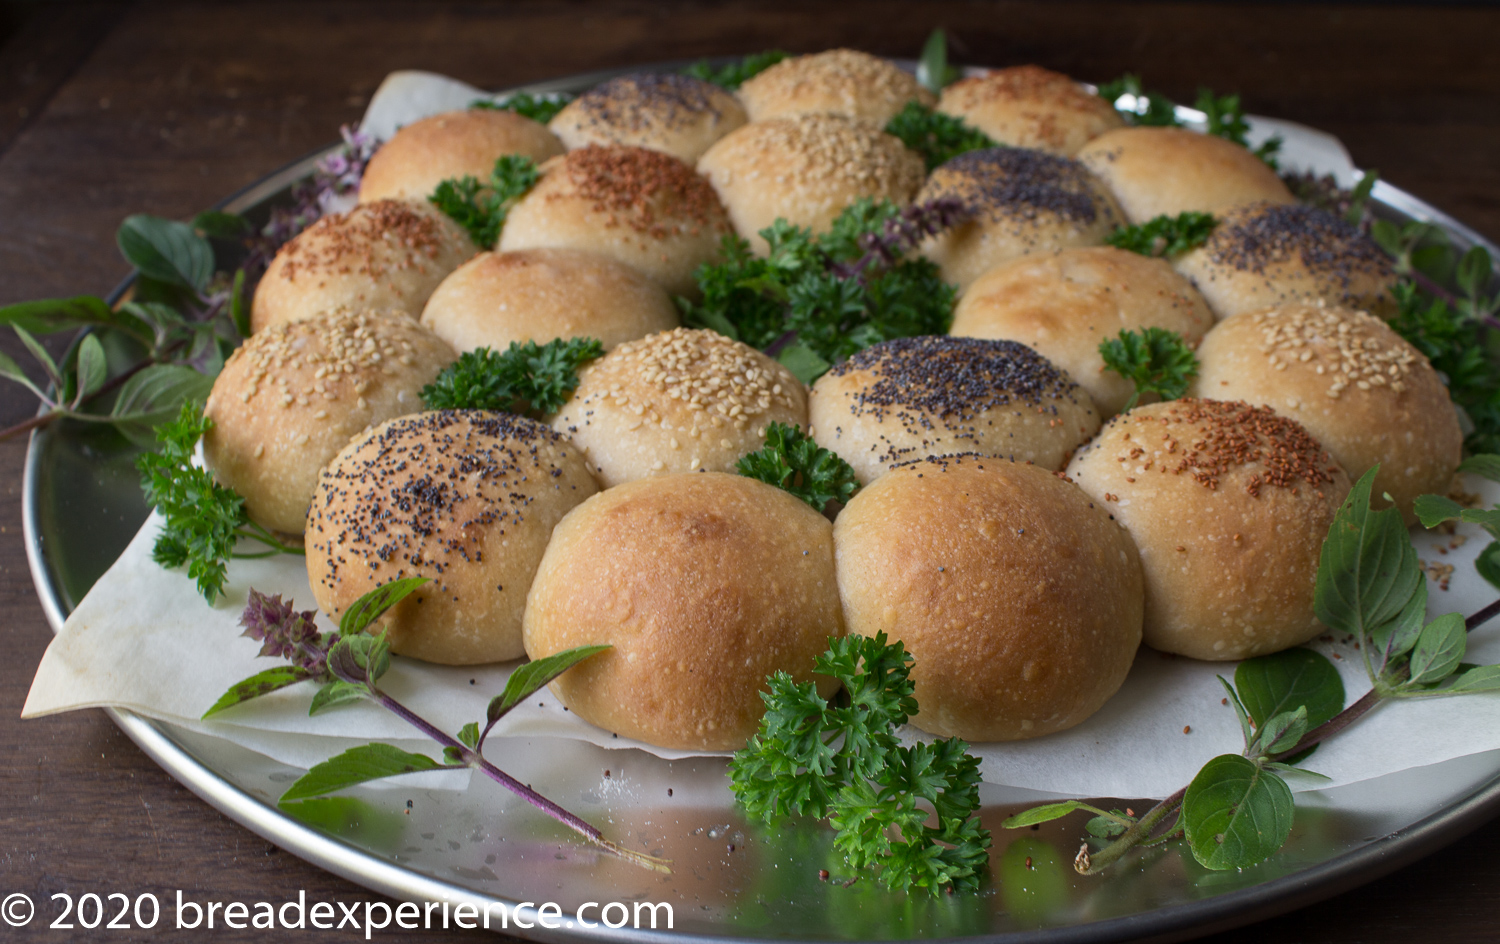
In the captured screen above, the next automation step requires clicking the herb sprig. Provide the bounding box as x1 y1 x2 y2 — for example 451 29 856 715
1096 76 1283 167
736 422 860 513
1105 211 1217 259
428 155 540 250
470 91 575 125
419 337 604 416
883 101 996 172
1098 327 1199 411
681 51 789 91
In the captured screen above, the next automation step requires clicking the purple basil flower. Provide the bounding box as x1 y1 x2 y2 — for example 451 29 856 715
240 589 329 677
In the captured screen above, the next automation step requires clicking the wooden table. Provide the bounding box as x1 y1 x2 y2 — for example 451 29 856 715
1 3 1497 941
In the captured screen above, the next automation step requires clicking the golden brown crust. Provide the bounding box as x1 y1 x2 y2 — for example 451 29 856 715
1066 399 1352 660
737 48 935 124
950 247 1213 416
834 456 1143 741
938 66 1126 156
552 328 807 487
523 473 843 751
419 247 679 353
306 410 598 665
202 309 455 535
1077 127 1295 224
549 73 747 163
358 108 564 204
1187 303 1461 522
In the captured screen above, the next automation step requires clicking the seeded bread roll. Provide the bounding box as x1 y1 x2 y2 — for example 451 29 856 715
524 472 843 751
835 455 1143 741
697 113 925 256
358 108 564 204
498 145 731 298
307 411 599 665
809 336 1100 484
251 199 479 333
1066 399 1352 660
552 327 807 487
548 72 747 164
1076 127 1295 224
419 248 678 354
950 247 1213 416
202 309 455 536
1174 202 1398 320
937 66 1126 156
737 48 935 125
1188 303 1461 522
917 148 1124 290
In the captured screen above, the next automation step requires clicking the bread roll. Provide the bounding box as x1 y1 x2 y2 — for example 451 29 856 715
1066 399 1352 660
553 327 806 487
809 336 1100 483
1174 202 1397 320
950 247 1213 416
697 113 925 256
306 410 599 665
1188 303 1461 522
358 108 564 204
202 309 455 535
835 455 1143 741
937 66 1125 156
548 72 747 164
251 199 478 333
1076 127 1294 223
523 472 843 751
420 247 678 353
916 147 1124 290
737 48 935 124
498 145 731 297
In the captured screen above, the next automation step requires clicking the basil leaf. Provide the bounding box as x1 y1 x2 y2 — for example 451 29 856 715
1414 493 1465 528
0 295 118 335
73 334 107 400
1254 706 1309 757
117 214 214 291
1459 454 1500 483
192 210 253 239
13 325 60 387
1314 467 1422 650
338 576 428 637
202 666 314 718
915 29 952 95
279 743 444 802
1234 648 1344 730
327 632 391 686
776 342 831 385
458 721 480 749
1182 754 1294 870
1476 541 1500 592
109 364 217 446
1217 676 1255 750
1369 578 1428 677
309 680 367 715
1457 246 1493 301
1406 612 1466 686
487 644 611 725
1440 664 1500 694
1000 800 1086 829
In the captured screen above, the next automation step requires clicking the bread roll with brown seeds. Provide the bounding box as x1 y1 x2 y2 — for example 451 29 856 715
251 199 479 333
1174 202 1398 320
1076 127 1294 224
553 327 806 487
524 472 843 751
420 248 678 354
1066 399 1352 661
697 113 925 256
737 48 935 125
950 247 1213 416
548 72 747 164
835 455 1143 741
937 66 1126 156
1188 303 1460 523
809 336 1100 484
498 145 731 298
917 147 1124 290
307 410 598 665
202 309 455 535
358 108 564 204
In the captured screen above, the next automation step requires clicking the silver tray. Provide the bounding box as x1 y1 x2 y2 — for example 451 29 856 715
23 67 1500 943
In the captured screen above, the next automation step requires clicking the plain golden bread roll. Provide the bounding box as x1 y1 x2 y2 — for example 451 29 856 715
251 200 478 333
917 148 1124 290
1174 202 1398 320
1077 127 1295 223
498 145 731 297
809 336 1100 483
937 66 1126 156
1066 400 1352 660
306 411 598 665
419 248 678 353
548 72 747 164
1188 304 1461 522
835 455 1143 741
736 48 935 124
358 108 564 204
523 473 843 751
950 247 1213 416
697 114 925 256
553 328 806 486
202 310 455 535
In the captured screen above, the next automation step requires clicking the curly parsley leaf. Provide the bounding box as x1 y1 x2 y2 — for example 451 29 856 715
1098 327 1199 411
680 50 789 90
736 422 860 512
1194 88 1282 169
420 337 604 416
470 91 574 125
1106 212 1217 259
1097 74 1182 127
883 101 996 172
1387 280 1500 454
428 155 540 250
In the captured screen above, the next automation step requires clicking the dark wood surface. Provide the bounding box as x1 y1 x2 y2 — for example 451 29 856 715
2 2 1499 941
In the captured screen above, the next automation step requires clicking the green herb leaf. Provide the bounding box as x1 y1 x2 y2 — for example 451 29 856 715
1253 706 1309 757
471 91 575 124
1234 648 1345 731
13 325 60 388
420 337 604 415
1181 753 1294 870
327 632 392 687
680 51 789 91
1405 612 1467 687
1459 454 1500 483
1000 800 1087 829
338 577 429 637
428 154 539 250
73 334 107 401
1096 74 1182 127
1346 170 1378 225
117 214 214 292
1439 664 1500 694
458 722 480 749
0 295 120 336
1097 326 1199 410
736 421 860 512
192 210 253 239
1106 212 1217 258
883 101 996 172
1369 578 1428 679
1414 493 1466 528
280 743 445 802
1476 541 1500 592
203 666 315 718
774 343 832 386
916 28 961 94
108 364 217 447
1218 677 1256 750
487 644 611 725
309 680 368 715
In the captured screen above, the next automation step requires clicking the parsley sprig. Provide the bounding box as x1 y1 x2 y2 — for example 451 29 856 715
883 101 996 172
470 91 575 125
681 51 789 90
428 155 540 250
419 337 603 416
1096 76 1282 167
1096 74 1181 127
736 422 860 513
730 632 991 893
1097 327 1199 411
1105 211 1217 259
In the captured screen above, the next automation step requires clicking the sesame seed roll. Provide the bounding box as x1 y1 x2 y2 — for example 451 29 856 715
737 48 935 125
937 65 1126 156
358 108 564 205
548 72 747 164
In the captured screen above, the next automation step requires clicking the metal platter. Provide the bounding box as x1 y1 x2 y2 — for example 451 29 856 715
22 66 1500 943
